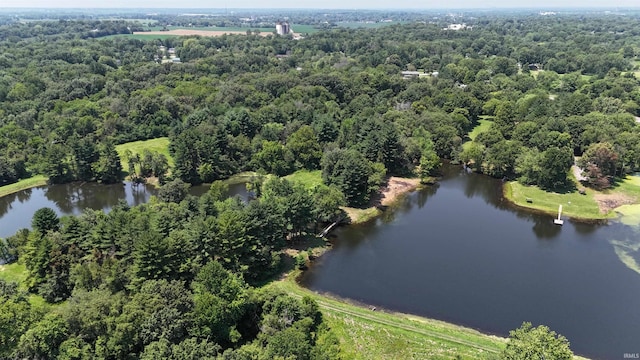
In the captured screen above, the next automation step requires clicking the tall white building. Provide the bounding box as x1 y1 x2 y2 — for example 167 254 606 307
276 21 291 35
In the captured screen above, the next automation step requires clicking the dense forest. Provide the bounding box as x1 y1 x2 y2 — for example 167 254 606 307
2 13 640 195
1 9 638 358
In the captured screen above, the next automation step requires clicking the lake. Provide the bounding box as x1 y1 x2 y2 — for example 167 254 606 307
300 165 640 360
0 181 248 239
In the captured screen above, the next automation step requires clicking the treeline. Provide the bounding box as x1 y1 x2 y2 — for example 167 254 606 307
2 14 640 196
0 20 140 40
0 177 343 358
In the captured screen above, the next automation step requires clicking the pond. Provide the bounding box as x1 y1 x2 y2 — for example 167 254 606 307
300 165 640 360
0 181 248 239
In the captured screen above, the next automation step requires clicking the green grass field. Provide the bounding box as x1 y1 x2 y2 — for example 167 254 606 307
0 175 48 199
0 262 47 307
284 170 323 189
270 270 506 359
468 117 494 142
505 181 607 220
290 24 319 34
115 137 173 174
463 117 494 151
505 174 640 220
0 262 27 284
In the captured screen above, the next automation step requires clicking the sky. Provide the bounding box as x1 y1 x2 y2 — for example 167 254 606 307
1 0 639 8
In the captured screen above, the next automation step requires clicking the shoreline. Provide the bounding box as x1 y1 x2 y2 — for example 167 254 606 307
270 268 509 359
503 180 639 222
0 175 48 199
342 176 423 224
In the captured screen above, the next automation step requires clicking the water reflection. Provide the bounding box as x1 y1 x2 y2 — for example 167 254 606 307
0 181 249 239
301 165 640 359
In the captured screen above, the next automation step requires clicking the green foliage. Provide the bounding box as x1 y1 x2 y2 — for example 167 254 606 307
94 141 123 183
286 125 323 170
251 141 294 177
501 322 573 360
31 207 60 233
3 11 640 359
538 147 574 190
322 148 384 207
157 178 190 203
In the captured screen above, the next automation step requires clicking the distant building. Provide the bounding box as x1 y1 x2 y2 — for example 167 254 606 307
401 70 436 80
444 23 468 31
276 21 291 35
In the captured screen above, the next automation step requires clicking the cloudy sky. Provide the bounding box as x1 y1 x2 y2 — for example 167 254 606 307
1 0 638 8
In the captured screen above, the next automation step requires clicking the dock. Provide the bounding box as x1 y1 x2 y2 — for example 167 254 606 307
317 219 341 238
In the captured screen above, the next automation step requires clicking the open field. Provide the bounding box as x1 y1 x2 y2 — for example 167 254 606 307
133 29 272 37
463 117 494 151
285 170 323 189
115 137 173 175
0 175 48 199
337 21 406 29
468 118 494 141
102 24 318 40
270 270 506 359
102 33 180 40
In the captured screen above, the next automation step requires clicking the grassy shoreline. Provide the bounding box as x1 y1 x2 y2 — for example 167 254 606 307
0 175 48 199
270 269 507 359
504 174 640 221
503 181 612 220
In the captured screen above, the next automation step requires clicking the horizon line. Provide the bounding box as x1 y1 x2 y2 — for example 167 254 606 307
1 6 640 10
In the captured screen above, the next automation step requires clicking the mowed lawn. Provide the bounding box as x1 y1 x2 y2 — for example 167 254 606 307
284 170 323 189
505 181 606 219
0 175 48 198
115 137 173 173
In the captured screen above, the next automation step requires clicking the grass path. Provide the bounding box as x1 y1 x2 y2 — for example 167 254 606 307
271 271 506 359
0 175 48 199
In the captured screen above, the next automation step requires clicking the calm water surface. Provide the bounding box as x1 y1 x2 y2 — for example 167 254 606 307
300 166 640 360
0 181 247 239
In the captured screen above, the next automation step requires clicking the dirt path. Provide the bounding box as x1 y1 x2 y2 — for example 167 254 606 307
572 165 586 182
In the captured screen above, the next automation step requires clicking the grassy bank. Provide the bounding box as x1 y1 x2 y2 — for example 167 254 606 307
0 175 48 198
504 181 607 220
225 171 260 185
270 270 506 359
504 174 640 220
